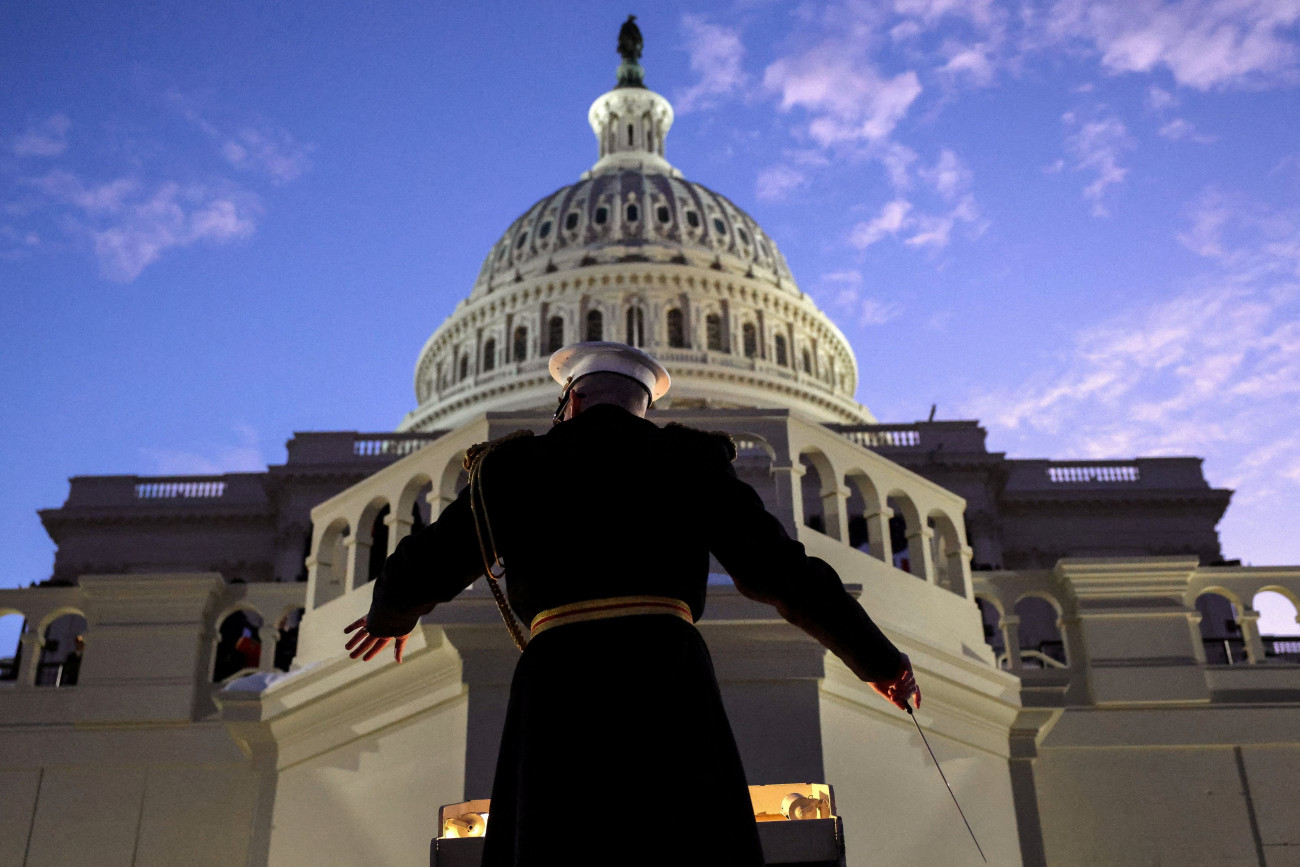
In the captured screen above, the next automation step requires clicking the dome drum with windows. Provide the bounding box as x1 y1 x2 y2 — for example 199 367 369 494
400 48 873 433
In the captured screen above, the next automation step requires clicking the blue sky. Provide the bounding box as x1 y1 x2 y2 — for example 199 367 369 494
2 1 1298 633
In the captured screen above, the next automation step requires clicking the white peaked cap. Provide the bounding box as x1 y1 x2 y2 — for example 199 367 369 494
548 341 671 401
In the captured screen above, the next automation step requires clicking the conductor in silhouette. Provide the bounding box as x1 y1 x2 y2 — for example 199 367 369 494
345 342 918 866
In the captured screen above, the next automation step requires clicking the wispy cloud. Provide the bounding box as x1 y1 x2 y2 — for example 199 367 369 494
1062 108 1133 216
755 164 807 201
963 192 1300 561
850 199 913 247
848 149 980 249
815 269 904 326
1158 117 1216 143
168 89 312 184
676 15 748 112
140 424 267 476
764 46 923 146
221 128 311 184
12 114 71 157
1044 0 1300 90
28 170 259 281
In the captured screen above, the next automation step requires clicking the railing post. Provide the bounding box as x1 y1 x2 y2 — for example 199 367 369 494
16 632 43 688
256 627 279 673
999 614 1024 674
865 507 893 563
906 526 935 583
1237 607 1267 664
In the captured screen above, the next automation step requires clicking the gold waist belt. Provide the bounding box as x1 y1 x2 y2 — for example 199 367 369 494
529 595 694 638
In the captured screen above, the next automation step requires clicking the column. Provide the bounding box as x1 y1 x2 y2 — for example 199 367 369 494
385 510 413 555
769 462 805 538
905 526 935 583
947 544 975 598
1237 607 1267 664
999 614 1023 674
820 486 849 543
16 631 43 688
256 627 279 673
343 535 369 591
865 507 893 563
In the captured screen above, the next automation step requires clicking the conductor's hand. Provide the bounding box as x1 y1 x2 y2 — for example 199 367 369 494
343 616 409 663
869 652 920 712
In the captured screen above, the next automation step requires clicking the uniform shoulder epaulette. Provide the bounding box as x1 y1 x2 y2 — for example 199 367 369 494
663 422 737 461
464 429 535 472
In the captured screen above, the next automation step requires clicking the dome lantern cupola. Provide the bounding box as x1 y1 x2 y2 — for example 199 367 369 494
588 16 676 177
399 19 874 433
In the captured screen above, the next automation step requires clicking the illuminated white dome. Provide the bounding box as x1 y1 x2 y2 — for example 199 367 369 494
400 70 872 432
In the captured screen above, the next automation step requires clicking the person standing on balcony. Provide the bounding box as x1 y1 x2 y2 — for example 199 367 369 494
343 341 918 866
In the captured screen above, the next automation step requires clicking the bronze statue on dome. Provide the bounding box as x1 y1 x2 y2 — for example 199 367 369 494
618 15 643 63
616 15 646 87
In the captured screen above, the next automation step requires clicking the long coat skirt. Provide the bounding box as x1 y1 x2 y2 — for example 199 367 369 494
480 615 766 867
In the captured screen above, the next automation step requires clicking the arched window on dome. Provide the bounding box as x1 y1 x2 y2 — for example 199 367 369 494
742 323 757 359
666 309 686 348
625 307 645 347
513 327 528 362
482 338 496 373
774 334 788 367
587 310 603 342
459 353 469 381
706 314 724 352
547 317 565 353
802 348 812 374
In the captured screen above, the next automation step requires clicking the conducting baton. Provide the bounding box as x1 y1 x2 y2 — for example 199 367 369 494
906 699 987 863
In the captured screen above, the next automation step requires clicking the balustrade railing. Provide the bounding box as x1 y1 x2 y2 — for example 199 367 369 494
135 480 227 499
1046 463 1141 483
352 434 444 458
834 427 922 449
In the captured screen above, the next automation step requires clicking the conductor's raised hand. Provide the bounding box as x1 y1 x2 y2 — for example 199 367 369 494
343 616 409 662
869 652 920 712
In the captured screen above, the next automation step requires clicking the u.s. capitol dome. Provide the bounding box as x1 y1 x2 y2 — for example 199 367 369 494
399 56 874 431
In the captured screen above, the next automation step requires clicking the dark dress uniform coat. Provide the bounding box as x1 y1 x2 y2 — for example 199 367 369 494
367 404 903 866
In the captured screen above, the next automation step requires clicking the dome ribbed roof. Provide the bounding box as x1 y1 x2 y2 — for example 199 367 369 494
470 170 798 299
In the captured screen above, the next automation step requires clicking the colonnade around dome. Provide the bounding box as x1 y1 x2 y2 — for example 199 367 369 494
405 267 867 432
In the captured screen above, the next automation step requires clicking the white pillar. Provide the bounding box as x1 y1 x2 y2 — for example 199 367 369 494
821 486 849 543
865 507 893 563
906 526 936 583
1237 607 1266 664
16 632 43 688
999 614 1023 674
256 627 279 673
386 511 413 555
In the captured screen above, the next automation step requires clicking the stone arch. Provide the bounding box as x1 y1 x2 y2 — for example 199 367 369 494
354 496 393 589
798 448 842 541
885 491 923 576
438 452 468 517
1254 585 1300 629
397 472 435 536
212 604 265 683
927 508 968 597
1012 593 1067 668
311 516 351 608
34 609 88 687
1194 588 1243 664
844 469 887 560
